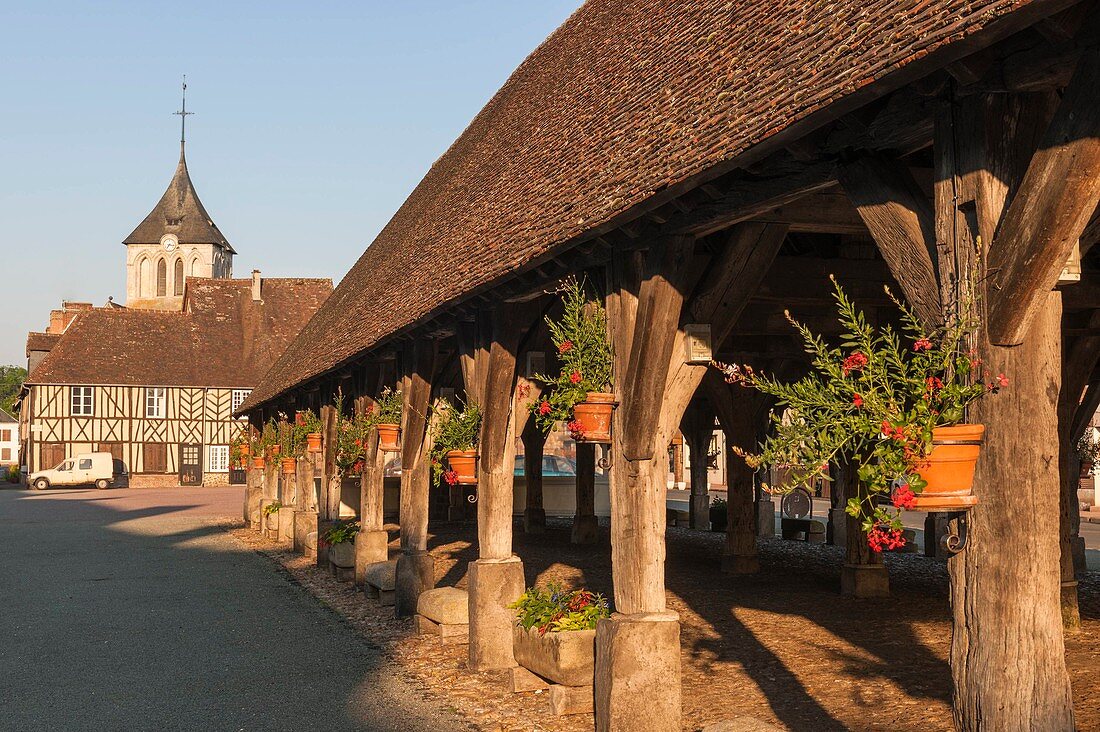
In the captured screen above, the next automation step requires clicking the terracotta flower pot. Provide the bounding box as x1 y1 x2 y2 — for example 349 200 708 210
377 423 401 451
911 424 984 511
269 444 281 457
446 449 478 485
306 432 322 453
240 443 251 457
280 456 297 475
571 392 615 443
251 456 265 470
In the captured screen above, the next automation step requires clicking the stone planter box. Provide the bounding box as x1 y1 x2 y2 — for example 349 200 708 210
265 512 279 532
512 624 596 687
329 541 355 569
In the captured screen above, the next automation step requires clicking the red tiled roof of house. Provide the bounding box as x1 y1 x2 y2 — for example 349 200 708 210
241 0 1056 412
26 278 332 388
26 332 61 357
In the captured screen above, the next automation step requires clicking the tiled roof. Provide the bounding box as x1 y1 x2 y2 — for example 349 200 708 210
242 0 1052 412
123 146 235 253
25 332 60 356
0 407 15 424
26 278 332 388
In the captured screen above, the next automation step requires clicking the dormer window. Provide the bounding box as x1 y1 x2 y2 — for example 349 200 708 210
165 216 183 226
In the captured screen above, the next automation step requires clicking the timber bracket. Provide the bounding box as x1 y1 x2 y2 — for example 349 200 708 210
940 511 970 554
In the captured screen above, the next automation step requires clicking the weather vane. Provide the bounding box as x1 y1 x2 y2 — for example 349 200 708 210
173 75 193 146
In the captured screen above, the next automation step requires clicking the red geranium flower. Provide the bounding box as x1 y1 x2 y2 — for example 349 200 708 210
841 352 868 376
996 373 1009 388
569 371 582 384
538 401 552 415
443 469 458 486
867 523 906 552
559 340 574 354
567 420 585 440
926 376 943 392
913 338 932 352
852 393 863 407
892 484 917 510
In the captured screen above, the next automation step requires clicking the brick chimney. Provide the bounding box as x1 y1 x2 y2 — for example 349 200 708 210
251 270 262 302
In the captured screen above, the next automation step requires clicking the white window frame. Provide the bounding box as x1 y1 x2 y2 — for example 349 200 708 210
207 445 230 473
232 389 251 415
145 387 167 419
71 386 93 417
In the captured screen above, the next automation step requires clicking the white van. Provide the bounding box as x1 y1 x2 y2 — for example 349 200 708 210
30 452 116 491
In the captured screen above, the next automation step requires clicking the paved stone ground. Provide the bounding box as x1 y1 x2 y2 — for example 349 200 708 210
0 485 465 732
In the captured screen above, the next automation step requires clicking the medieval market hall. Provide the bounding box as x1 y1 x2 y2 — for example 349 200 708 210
17 141 331 486
233 1 1100 730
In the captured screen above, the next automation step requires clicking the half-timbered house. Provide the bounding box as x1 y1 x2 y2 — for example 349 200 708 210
18 141 332 486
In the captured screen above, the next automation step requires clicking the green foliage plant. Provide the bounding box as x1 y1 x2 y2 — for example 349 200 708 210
509 583 610 636
259 420 278 455
713 278 1004 549
710 496 727 510
529 277 613 436
7 465 21 483
294 409 323 448
263 500 282 516
428 397 482 483
332 393 372 477
373 387 403 425
277 413 302 457
1076 430 1100 465
323 519 360 545
230 427 251 466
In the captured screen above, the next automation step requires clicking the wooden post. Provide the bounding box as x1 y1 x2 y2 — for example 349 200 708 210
521 418 546 534
293 448 318 557
395 340 437 617
838 461 889 598
572 442 598 544
356 393 388 586
936 89 1075 730
318 403 338 568
681 400 714 530
468 303 536 672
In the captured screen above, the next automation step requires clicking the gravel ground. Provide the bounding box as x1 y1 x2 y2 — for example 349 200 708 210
236 514 1100 731
0 486 465 732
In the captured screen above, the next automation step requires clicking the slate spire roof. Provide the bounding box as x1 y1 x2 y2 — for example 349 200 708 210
122 144 235 253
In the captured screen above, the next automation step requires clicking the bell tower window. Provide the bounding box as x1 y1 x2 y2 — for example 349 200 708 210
174 258 184 296
156 259 167 297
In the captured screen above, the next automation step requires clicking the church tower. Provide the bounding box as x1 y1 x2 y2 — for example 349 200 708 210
123 84 234 310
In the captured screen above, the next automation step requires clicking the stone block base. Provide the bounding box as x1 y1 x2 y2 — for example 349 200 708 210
756 498 776 537
278 507 296 543
316 520 338 569
395 550 435 617
245 484 262 528
355 529 389 586
468 557 525 671
571 514 599 545
690 494 710 530
366 586 396 606
265 526 280 541
523 507 546 534
331 564 354 582
721 553 759 575
595 611 681 732
294 511 318 557
510 666 550 693
551 684 594 716
841 563 890 598
416 614 469 645
828 508 848 547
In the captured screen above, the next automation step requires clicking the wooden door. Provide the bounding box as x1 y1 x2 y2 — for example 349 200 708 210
40 443 65 471
179 443 202 486
97 442 126 475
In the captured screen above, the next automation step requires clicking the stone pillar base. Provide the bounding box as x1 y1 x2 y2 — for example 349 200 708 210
316 519 338 569
278 507 297 543
395 549 435 617
1061 580 1081 632
447 505 467 521
756 498 776 538
595 611 681 732
355 529 389 586
468 556 525 671
571 514 599 545
841 563 890 598
721 553 759 575
827 508 847 547
245 484 262 528
689 494 709 530
294 510 318 557
523 507 546 534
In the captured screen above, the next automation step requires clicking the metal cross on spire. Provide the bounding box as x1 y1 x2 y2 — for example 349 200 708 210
173 76 193 147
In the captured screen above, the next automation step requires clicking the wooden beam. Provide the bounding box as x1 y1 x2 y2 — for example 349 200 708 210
752 190 868 234
839 153 942 328
987 48 1100 344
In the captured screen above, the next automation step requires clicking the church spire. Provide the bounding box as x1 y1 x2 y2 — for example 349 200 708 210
173 76 193 152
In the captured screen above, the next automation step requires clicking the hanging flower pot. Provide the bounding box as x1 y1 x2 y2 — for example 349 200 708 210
571 392 615 443
306 432 322 453
910 424 984 511
446 450 478 485
251 456 265 470
280 456 297 475
239 442 251 457
377 423 401 451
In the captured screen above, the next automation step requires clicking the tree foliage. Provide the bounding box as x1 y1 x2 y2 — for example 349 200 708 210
0 365 27 415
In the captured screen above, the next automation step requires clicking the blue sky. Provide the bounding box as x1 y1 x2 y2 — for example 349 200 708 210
0 1 582 367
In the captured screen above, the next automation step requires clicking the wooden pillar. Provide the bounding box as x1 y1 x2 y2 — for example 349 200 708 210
317 404 338 568
571 442 598 544
827 468 847 548
468 304 533 672
356 393 388 586
936 85 1084 729
837 461 889 598
293 449 319 557
395 340 437 617
520 419 546 533
681 400 714 531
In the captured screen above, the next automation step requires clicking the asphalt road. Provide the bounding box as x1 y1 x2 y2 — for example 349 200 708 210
0 486 463 732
